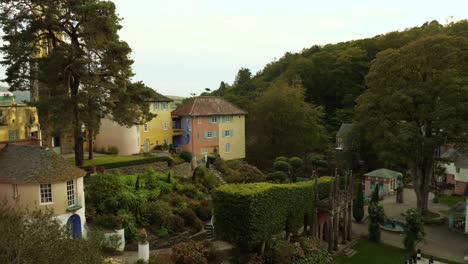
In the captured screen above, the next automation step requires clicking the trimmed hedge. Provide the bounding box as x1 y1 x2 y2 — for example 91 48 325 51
213 176 333 251
81 156 174 172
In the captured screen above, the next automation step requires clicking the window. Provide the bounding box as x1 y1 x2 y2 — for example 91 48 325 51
15 129 20 140
209 116 218 123
198 117 202 124
164 138 168 145
225 143 231 153
456 167 461 173
40 184 53 204
223 129 234 137
162 102 168 110
67 180 75 207
8 130 14 141
163 121 168 130
12 184 18 199
205 131 216 138
154 102 159 110
225 116 233 123
144 123 148 132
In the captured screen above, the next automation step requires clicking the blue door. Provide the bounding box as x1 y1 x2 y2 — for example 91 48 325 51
67 214 82 238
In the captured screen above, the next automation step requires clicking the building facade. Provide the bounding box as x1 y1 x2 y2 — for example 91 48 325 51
95 92 174 155
363 168 400 198
0 144 87 238
172 96 247 161
0 92 41 144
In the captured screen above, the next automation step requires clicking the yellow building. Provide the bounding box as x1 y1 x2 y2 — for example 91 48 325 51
140 94 174 153
0 144 87 237
95 91 174 155
218 115 246 160
0 92 40 143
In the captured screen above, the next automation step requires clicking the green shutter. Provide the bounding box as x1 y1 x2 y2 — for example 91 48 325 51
208 117 212 124
230 129 234 137
222 116 226 123
213 131 217 138
204 132 208 138
222 130 225 137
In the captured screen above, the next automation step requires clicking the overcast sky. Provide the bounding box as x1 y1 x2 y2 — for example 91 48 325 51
1 0 468 96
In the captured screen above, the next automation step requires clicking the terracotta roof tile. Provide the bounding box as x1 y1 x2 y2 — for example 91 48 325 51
171 96 247 117
0 145 86 184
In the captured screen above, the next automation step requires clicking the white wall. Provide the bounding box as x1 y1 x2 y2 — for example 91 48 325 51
95 117 139 156
443 162 468 182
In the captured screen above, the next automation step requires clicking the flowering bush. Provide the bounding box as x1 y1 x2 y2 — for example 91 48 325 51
171 240 214 264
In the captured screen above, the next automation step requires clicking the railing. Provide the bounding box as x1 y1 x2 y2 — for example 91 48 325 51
173 128 183 135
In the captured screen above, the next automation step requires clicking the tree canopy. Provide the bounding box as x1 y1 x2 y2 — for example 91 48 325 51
355 35 468 214
0 0 155 165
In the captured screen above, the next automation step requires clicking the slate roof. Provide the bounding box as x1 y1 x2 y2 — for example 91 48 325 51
364 168 402 179
172 96 247 117
0 144 86 184
441 149 468 169
336 123 353 138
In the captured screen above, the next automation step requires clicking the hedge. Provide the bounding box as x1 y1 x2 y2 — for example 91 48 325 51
81 156 174 172
212 176 333 251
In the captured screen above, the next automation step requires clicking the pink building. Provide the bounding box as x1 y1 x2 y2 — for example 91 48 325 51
364 168 400 198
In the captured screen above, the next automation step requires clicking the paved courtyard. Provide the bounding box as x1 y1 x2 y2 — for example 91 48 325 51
352 188 468 263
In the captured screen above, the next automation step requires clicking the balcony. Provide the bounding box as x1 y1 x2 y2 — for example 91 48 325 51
173 128 183 135
66 194 83 212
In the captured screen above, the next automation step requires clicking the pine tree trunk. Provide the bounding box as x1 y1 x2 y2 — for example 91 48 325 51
412 164 432 216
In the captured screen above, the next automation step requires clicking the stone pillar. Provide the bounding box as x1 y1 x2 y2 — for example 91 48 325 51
342 208 347 244
333 209 339 251
328 213 334 252
465 197 468 234
347 202 352 241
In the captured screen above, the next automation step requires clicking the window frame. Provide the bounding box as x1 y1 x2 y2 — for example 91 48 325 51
161 102 168 110
143 123 148 132
197 116 202 124
225 143 231 153
207 131 214 138
163 121 168 130
67 180 75 207
154 102 159 110
40 183 53 204
209 116 218 123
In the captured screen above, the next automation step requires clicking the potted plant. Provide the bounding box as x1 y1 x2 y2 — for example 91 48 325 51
138 228 149 262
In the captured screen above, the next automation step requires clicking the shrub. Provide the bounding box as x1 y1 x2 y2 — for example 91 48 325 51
289 157 303 169
403 209 425 253
265 240 303 264
273 160 290 173
179 151 193 162
213 177 333 250
353 180 364 223
368 203 384 242
290 251 333 264
142 201 174 228
247 254 265 264
266 171 288 183
154 227 169 238
177 208 203 231
275 156 289 163
193 166 219 190
166 215 185 234
371 184 380 203
170 194 187 209
94 214 121 230
108 146 119 155
193 200 212 222
171 240 214 264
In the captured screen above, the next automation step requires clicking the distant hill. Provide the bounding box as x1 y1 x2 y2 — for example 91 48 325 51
0 85 31 103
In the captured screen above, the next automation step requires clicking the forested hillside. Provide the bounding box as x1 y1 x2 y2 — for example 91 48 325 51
209 20 468 168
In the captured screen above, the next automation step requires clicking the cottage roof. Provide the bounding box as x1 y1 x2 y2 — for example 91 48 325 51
336 123 353 138
0 145 86 184
171 96 247 117
364 168 402 179
441 149 468 169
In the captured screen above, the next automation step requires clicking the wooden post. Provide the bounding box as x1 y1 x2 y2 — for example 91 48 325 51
328 173 335 252
333 169 339 251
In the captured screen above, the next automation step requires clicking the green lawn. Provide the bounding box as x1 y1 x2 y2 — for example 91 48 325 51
69 155 148 166
439 195 465 208
334 240 460 264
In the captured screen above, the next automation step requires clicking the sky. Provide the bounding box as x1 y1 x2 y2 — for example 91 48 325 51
1 0 468 97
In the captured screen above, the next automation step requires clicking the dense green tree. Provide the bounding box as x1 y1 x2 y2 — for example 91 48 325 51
0 203 104 264
289 156 304 182
371 185 380 204
353 179 364 222
368 203 385 242
0 0 155 166
248 83 326 166
403 209 425 253
355 35 468 215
